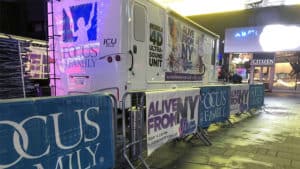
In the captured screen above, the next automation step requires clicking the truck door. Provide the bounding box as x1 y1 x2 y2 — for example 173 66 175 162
129 2 148 90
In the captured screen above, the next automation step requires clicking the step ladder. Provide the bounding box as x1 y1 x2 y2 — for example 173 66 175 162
47 0 60 96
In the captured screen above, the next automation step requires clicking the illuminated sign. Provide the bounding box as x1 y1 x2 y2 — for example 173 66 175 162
234 29 258 38
225 25 300 53
225 27 263 53
57 1 101 70
61 43 100 68
63 2 97 43
251 53 275 66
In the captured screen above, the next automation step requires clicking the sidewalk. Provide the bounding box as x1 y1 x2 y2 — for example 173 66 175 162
145 92 300 169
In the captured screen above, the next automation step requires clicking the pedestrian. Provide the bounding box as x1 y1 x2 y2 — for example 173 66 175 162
232 72 242 83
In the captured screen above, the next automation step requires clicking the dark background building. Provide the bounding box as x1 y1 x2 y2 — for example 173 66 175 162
0 0 47 40
0 1 299 94
189 4 300 82
1 0 300 42
189 5 300 40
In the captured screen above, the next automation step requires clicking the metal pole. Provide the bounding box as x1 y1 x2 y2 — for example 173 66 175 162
295 74 298 91
269 66 275 92
18 41 26 98
250 65 254 84
108 94 118 169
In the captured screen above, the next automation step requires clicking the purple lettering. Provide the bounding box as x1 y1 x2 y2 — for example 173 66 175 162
148 118 154 134
154 116 162 131
162 99 172 113
171 98 179 112
148 102 156 117
148 113 177 134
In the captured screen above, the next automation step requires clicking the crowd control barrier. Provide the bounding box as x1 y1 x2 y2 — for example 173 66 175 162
249 84 265 110
145 88 203 155
230 84 250 115
0 84 265 169
121 92 149 169
198 85 231 128
0 93 117 169
120 84 265 169
121 88 216 169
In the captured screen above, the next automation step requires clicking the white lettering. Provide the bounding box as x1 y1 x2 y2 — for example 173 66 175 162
84 107 100 142
0 121 26 168
86 143 101 167
14 116 50 160
76 149 90 169
0 106 105 169
55 156 64 169
50 110 83 150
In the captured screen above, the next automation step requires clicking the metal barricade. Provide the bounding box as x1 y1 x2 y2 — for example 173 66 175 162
122 92 149 169
68 91 120 168
107 93 119 169
120 89 214 169
0 93 118 169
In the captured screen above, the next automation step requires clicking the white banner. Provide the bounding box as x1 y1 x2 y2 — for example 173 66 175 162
146 88 200 155
230 84 249 114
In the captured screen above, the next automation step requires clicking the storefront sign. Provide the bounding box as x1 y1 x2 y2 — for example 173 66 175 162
0 94 115 169
251 53 275 66
198 86 230 128
230 84 249 114
146 89 200 155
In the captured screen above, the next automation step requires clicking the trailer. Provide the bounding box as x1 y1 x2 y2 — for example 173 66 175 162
48 0 220 101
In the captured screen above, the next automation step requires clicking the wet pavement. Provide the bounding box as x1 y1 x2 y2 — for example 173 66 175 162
146 92 300 169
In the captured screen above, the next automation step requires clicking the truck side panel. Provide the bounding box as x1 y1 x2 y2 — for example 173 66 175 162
49 0 124 96
143 1 219 90
49 0 220 99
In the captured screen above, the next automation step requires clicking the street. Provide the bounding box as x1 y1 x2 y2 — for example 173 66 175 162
147 92 300 169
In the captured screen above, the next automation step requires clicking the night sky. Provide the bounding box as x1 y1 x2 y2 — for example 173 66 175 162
2 0 300 42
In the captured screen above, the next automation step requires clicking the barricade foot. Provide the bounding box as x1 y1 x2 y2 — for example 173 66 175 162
196 128 212 146
183 134 194 142
138 155 150 169
248 109 256 116
123 151 136 169
226 119 234 128
122 150 151 169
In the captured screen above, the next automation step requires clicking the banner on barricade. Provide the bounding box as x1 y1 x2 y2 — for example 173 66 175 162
146 88 200 155
249 84 265 109
199 86 230 128
230 84 249 114
0 94 115 169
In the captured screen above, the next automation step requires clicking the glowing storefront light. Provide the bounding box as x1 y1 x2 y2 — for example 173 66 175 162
154 0 300 16
259 24 300 51
275 79 300 87
154 0 246 16
232 57 249 64
284 0 300 5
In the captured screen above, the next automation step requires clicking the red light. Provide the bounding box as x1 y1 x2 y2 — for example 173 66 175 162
115 55 121 61
107 56 113 63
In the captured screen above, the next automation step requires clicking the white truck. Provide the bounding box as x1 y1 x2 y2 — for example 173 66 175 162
48 0 220 101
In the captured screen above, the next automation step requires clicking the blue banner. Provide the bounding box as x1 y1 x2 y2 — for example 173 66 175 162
249 84 265 109
0 94 114 169
198 86 230 128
